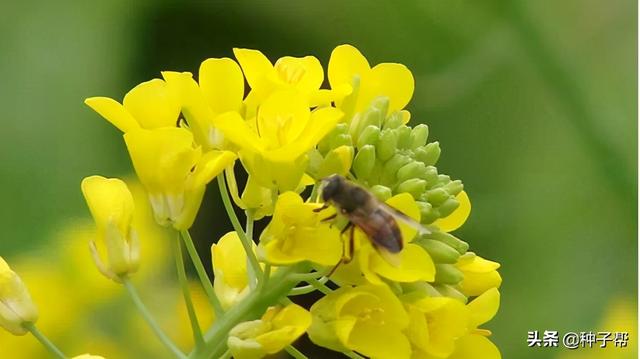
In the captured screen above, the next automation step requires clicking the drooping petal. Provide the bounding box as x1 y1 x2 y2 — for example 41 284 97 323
433 191 471 233
84 97 140 133
123 79 181 129
366 243 435 283
199 57 245 113
233 48 274 89
328 44 370 91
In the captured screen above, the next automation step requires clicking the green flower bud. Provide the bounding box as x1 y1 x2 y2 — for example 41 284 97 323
417 201 434 222
437 197 460 217
329 133 353 149
318 146 354 178
426 188 449 206
415 238 461 264
410 124 429 149
434 264 464 284
421 166 439 186
397 162 427 183
395 126 412 149
415 142 441 166
377 129 398 162
370 96 390 120
357 125 381 149
431 231 469 254
381 154 411 185
383 111 405 129
318 124 348 154
434 284 467 303
437 174 451 185
401 281 441 297
443 180 463 196
353 145 376 179
370 185 392 201
307 149 324 178
396 178 427 198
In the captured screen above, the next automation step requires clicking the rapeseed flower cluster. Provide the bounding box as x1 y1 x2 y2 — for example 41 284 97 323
0 45 501 359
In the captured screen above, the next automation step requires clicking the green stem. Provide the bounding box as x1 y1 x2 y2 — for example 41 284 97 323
121 278 186 359
180 229 224 317
260 264 272 290
23 322 67 359
190 263 309 359
288 277 330 296
219 349 232 359
285 345 309 359
306 277 333 295
344 350 366 359
172 235 205 349
217 175 262 280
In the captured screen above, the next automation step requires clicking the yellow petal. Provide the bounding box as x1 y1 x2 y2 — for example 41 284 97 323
386 193 421 244
257 304 311 353
449 334 501 359
347 321 411 359
84 97 140 133
123 128 198 193
233 48 274 88
328 44 370 91
81 176 134 234
456 254 500 273
214 111 263 153
358 63 414 114
467 288 500 328
459 271 503 298
433 191 471 233
123 79 180 129
410 297 468 357
191 150 237 190
258 91 311 150
199 57 244 113
367 243 435 283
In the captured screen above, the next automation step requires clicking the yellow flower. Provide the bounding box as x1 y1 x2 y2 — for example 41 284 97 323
308 284 411 359
81 176 139 281
72 354 106 359
233 48 327 114
211 232 255 309
215 91 342 191
449 288 501 359
228 304 311 359
328 44 414 116
259 192 342 266
333 193 435 286
433 191 471 233
161 59 244 149
85 78 180 132
0 257 38 335
455 253 502 297
403 296 468 359
123 127 236 229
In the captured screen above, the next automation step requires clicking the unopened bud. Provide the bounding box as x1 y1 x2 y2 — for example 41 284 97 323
431 231 469 254
415 142 441 166
395 126 412 149
318 146 354 178
437 197 460 218
397 162 427 183
383 111 405 129
381 154 411 186
352 145 376 179
426 188 449 206
370 185 392 201
396 178 427 198
415 238 461 264
357 125 381 149
434 284 468 303
410 124 429 149
0 257 38 335
377 129 398 162
434 264 464 284
443 180 464 196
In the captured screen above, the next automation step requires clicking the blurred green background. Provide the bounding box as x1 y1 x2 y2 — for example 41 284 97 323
0 0 636 358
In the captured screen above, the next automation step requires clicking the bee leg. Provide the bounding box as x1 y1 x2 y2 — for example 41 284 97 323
312 203 330 213
343 224 356 264
320 213 337 222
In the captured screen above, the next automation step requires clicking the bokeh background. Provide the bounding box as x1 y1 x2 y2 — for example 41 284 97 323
0 0 636 358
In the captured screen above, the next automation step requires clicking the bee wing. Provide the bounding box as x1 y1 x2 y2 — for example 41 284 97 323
379 202 431 236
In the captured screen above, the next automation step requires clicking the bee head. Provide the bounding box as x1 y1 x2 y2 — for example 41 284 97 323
320 174 344 202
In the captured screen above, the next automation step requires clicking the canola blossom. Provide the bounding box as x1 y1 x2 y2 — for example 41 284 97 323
0 44 502 359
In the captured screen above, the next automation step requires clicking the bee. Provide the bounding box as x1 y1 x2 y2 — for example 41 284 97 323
314 174 429 266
